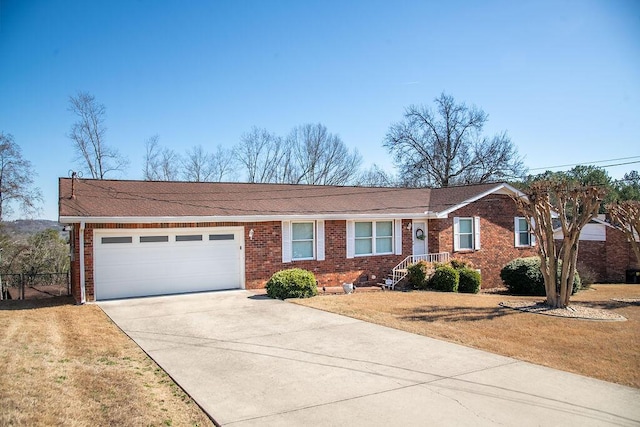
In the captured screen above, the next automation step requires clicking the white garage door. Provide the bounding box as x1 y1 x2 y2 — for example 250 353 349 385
94 227 244 300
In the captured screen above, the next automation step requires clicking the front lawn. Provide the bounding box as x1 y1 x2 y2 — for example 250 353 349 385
293 284 640 388
0 298 214 426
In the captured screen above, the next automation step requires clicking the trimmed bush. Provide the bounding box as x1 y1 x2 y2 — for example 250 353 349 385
407 261 433 290
458 267 481 294
500 257 544 295
429 264 459 292
265 268 318 300
500 257 581 296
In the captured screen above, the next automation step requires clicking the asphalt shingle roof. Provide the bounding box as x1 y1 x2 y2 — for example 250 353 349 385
58 178 505 220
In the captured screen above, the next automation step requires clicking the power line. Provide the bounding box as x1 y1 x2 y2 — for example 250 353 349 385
529 155 640 171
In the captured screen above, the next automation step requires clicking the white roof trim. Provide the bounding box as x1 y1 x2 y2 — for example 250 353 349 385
59 213 425 224
436 183 526 217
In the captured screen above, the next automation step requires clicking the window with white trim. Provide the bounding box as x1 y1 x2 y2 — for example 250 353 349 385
515 217 534 247
458 218 473 250
354 220 393 256
292 222 315 260
453 217 480 251
282 220 325 263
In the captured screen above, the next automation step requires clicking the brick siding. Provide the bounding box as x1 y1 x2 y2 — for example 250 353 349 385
69 220 414 303
576 226 636 283
429 194 537 288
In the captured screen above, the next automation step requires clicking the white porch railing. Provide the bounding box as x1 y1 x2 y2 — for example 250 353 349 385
388 252 450 290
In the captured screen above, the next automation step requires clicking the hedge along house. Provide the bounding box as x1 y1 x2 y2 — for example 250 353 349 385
58 178 537 303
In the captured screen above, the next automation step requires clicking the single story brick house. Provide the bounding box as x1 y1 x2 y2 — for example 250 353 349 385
59 178 538 303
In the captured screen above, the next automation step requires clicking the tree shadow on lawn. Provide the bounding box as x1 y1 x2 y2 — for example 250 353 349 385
401 304 521 323
0 296 75 311
401 296 638 324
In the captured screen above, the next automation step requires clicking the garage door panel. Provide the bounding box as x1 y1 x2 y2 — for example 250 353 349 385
94 228 244 300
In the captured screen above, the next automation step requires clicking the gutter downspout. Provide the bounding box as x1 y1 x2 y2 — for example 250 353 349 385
79 221 86 304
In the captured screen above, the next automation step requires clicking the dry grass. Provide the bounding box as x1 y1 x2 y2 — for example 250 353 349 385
293 284 640 389
0 297 214 427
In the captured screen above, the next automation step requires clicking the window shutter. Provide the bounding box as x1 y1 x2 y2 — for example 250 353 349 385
316 220 325 261
394 219 403 255
282 221 291 263
346 220 355 259
474 216 481 250
453 217 460 252
514 217 520 247
530 217 536 246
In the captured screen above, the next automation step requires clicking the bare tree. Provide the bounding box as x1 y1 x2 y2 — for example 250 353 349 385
513 181 604 308
234 124 362 185
183 145 236 182
607 201 640 268
288 123 362 185
384 93 525 187
210 145 238 181
234 127 293 183
159 148 181 181
67 92 128 179
142 135 181 181
0 132 42 220
356 164 397 187
183 145 214 182
143 135 161 180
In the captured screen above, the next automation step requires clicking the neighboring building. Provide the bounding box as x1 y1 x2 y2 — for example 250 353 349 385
59 178 538 303
554 216 637 283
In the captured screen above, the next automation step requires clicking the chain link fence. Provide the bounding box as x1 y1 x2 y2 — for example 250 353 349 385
0 272 71 300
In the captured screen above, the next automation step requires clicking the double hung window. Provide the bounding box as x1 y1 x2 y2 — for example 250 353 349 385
354 221 393 256
515 217 535 247
292 222 315 260
453 217 480 251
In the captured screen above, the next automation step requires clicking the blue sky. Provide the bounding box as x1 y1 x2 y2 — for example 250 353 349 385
1 0 639 220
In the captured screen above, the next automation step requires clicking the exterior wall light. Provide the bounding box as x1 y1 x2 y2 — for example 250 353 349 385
249 229 254 240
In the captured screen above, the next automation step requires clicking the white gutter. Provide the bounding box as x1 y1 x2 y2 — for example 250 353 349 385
59 213 431 224
79 221 86 304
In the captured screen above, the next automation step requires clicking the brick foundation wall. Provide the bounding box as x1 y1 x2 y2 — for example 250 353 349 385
429 194 537 288
69 219 414 303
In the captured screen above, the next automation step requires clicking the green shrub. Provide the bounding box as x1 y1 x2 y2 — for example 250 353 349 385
500 257 581 296
407 261 433 290
500 257 544 295
265 268 318 299
429 264 459 292
458 267 481 293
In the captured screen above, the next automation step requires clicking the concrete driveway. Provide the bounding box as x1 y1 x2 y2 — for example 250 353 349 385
99 290 640 426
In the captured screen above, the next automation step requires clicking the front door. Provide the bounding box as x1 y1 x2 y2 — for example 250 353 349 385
412 221 427 256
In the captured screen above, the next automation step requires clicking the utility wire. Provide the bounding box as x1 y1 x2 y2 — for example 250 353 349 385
529 156 640 171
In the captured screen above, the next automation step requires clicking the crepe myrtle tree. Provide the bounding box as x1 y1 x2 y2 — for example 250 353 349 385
513 180 605 308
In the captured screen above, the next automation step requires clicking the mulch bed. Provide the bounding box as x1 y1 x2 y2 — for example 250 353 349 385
499 300 627 321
